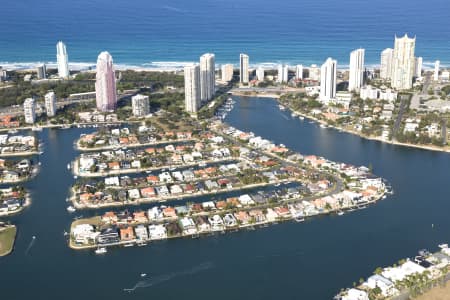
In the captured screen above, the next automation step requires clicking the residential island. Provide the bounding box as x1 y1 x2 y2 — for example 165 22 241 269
69 119 390 252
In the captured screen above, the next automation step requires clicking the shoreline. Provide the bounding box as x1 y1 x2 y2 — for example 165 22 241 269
0 225 17 257
69 189 386 250
0 194 32 217
252 93 450 154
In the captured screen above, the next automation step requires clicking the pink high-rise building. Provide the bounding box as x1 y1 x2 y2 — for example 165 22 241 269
95 51 117 111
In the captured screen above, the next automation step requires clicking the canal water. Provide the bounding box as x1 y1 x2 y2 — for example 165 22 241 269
1 96 449 299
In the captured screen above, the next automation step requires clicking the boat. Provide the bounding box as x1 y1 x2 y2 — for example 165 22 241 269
32 236 36 239
298 116 305 120
74 175 78 179
140 273 147 277
95 247 107 255
278 105 286 110
291 112 297 118
31 127 43 132
8 129 18 134
63 231 69 236
67 206 76 213
67 163 71 170
438 243 448 249
337 211 344 216
320 124 327 128
124 243 134 247
137 242 147 247
295 217 305 222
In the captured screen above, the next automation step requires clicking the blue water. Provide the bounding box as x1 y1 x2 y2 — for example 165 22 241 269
2 98 450 299
1 0 449 67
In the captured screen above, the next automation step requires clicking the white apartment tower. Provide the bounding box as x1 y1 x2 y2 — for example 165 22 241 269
320 58 337 102
240 53 249 84
380 48 394 80
308 64 320 81
348 48 365 92
132 94 150 117
56 41 69 78
44 91 57 117
414 57 423 78
434 60 440 81
277 64 289 83
256 67 265 81
200 53 215 102
296 65 303 80
184 65 201 113
221 64 234 82
23 98 36 124
391 34 416 90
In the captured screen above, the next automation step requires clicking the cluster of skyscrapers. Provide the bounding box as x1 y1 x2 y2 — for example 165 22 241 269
184 53 216 113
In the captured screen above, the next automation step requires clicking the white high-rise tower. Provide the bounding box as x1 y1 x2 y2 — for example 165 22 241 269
45 91 57 117
320 58 337 102
380 48 394 80
277 64 289 83
296 65 303 80
240 53 249 84
391 34 416 90
56 41 69 78
184 65 201 113
434 60 440 81
348 48 365 92
200 53 215 102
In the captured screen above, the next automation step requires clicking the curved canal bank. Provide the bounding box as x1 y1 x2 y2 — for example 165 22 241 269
1 97 450 299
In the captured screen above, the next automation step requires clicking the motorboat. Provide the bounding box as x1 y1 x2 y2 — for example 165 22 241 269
67 206 76 213
95 247 107 254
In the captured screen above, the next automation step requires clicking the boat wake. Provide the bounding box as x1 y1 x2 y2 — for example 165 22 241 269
123 262 214 292
25 236 36 255
279 113 289 120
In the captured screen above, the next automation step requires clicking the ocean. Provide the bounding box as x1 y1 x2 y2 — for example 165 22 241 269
0 0 449 70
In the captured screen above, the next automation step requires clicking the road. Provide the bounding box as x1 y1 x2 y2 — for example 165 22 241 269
392 94 410 140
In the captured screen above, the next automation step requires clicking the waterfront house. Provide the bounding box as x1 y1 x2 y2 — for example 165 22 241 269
364 275 397 297
159 172 173 183
202 201 216 211
146 175 159 184
105 176 120 186
205 180 219 191
226 197 241 208
215 200 227 210
72 224 99 245
134 225 148 241
79 193 93 204
182 170 195 181
381 260 426 282
172 171 184 181
3 171 19 181
249 209 266 223
223 213 238 227
234 211 251 225
127 189 141 200
238 194 255 206
182 154 194 163
208 215 224 231
190 203 203 214
274 206 291 219
170 184 183 195
133 211 148 223
162 207 177 218
140 187 156 198
166 222 182 237
108 161 120 170
120 227 135 241
131 160 141 169
148 224 167 240
156 185 169 196
341 288 369 300
194 216 211 233
192 151 202 160
147 207 163 220
175 205 189 216
102 211 118 224
265 208 279 222
179 217 197 235
97 227 120 245
182 184 196 194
